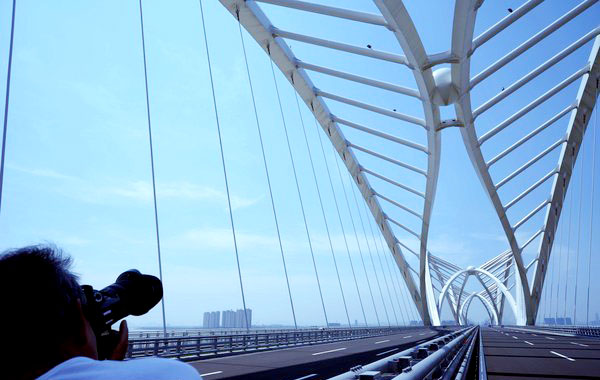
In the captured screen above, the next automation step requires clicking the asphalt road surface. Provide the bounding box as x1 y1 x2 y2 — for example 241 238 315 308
188 328 440 380
482 326 600 379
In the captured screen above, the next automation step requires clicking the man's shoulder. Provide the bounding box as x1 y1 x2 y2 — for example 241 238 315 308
118 357 202 378
38 356 202 380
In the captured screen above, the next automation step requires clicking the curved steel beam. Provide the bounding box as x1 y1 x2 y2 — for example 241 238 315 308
461 293 499 325
438 267 521 324
373 0 442 326
530 37 600 322
451 0 535 324
220 0 425 319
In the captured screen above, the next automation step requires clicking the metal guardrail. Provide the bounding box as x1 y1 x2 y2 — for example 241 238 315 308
127 326 422 360
505 325 600 338
327 327 475 380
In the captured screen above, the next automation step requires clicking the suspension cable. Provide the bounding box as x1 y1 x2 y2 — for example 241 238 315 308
292 92 329 327
0 0 16 217
381 243 408 325
237 18 297 329
352 183 391 326
326 139 368 326
564 149 575 320
361 193 398 325
555 179 565 323
376 222 417 323
574 135 585 324
346 169 382 326
587 83 598 325
138 0 167 335
198 0 249 331
294 96 329 326
312 118 352 327
380 232 412 324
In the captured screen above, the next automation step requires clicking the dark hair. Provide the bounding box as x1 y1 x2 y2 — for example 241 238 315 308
0 244 83 379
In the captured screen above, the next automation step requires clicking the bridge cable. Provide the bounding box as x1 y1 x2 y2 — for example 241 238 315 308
573 134 586 324
361 190 391 326
345 170 382 327
328 142 369 326
369 219 407 325
377 226 419 322
586 83 598 325
311 119 353 328
236 15 297 329
380 233 412 324
198 0 249 331
0 0 16 218
382 245 408 325
563 148 575 320
267 59 338 327
554 183 565 323
294 95 329 326
352 183 392 326
366 206 400 326
291 92 329 326
138 0 167 335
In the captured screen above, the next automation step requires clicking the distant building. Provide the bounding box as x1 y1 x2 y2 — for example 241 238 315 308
327 322 341 327
222 310 236 328
204 308 251 328
203 311 220 328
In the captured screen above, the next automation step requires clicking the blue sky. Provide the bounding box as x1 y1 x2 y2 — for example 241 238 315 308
0 0 598 327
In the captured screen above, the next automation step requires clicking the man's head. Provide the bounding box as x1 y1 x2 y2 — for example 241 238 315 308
0 245 97 379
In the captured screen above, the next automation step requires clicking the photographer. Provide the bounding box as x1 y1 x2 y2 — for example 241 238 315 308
0 245 202 380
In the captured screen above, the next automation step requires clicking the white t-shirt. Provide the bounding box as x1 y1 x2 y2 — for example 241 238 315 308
37 356 203 380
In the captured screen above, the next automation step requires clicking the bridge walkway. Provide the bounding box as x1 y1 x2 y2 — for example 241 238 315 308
189 328 438 379
482 327 600 379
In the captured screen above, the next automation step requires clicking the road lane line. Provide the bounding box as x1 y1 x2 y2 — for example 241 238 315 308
200 371 223 377
570 342 589 347
294 374 318 380
550 351 575 361
512 336 519 339
376 348 399 356
312 347 347 356
419 333 425 335
532 334 537 336
375 339 390 344
524 341 534 346
546 336 555 340
403 335 412 338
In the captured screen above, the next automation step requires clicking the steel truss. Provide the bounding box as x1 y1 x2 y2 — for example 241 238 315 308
220 0 599 325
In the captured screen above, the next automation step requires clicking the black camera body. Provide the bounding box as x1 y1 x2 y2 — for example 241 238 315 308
81 269 163 359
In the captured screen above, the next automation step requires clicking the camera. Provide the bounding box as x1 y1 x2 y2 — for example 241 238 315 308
81 269 163 359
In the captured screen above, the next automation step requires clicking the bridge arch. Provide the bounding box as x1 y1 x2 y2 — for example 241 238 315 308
438 267 521 325
460 293 498 325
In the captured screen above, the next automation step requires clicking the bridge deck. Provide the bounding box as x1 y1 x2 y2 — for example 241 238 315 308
482 327 600 379
189 328 438 379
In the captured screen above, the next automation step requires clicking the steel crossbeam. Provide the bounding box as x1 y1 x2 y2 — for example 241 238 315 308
220 0 598 327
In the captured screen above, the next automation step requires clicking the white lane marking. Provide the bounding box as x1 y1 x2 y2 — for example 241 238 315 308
375 339 390 344
524 341 534 346
512 336 519 339
403 335 412 338
376 348 399 356
570 342 589 347
312 347 347 356
546 336 555 340
532 334 538 337
293 374 318 380
200 371 223 377
550 351 575 361
419 333 425 335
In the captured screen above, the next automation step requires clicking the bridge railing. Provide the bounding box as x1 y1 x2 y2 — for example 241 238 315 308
503 325 600 338
529 325 600 338
126 326 425 360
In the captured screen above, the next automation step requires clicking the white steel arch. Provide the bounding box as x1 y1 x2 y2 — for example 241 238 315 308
460 293 499 325
221 0 600 326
